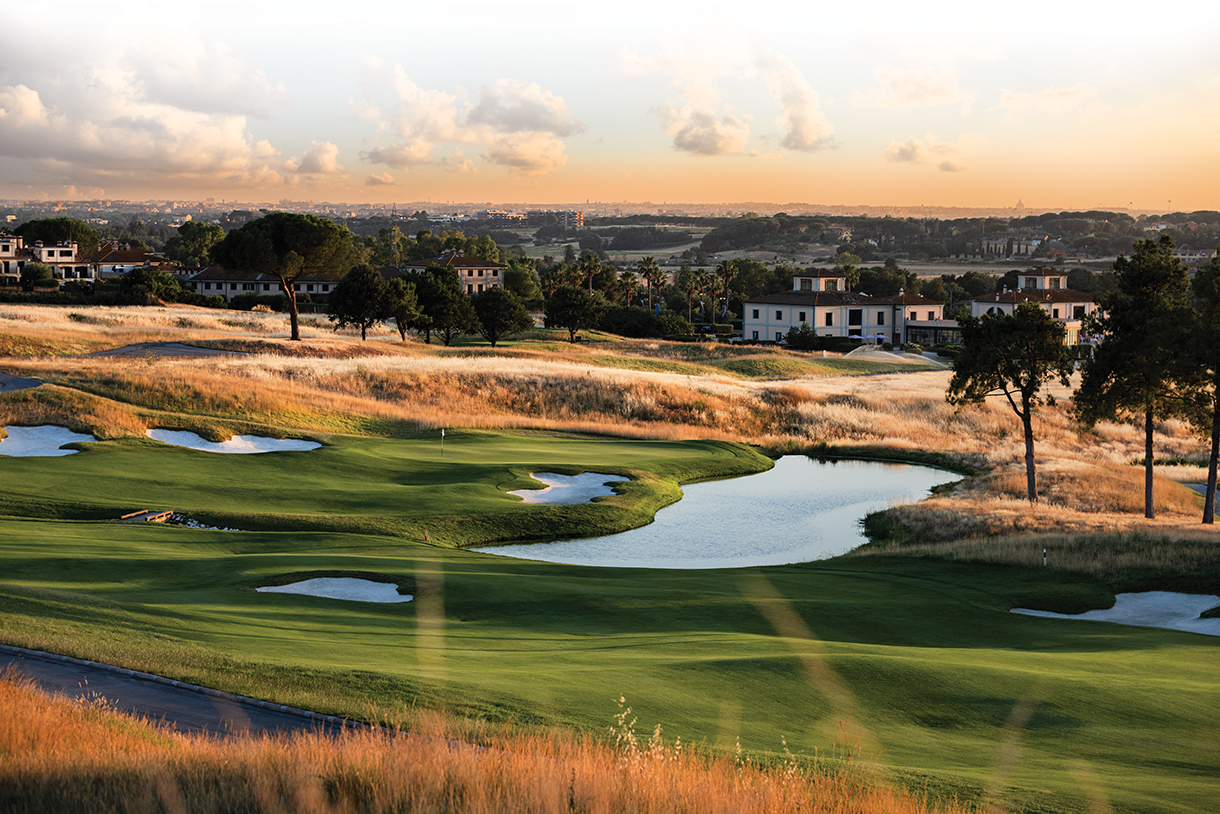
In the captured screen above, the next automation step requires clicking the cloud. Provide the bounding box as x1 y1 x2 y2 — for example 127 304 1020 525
126 42 287 118
655 106 750 156
0 78 285 189
884 133 982 171
854 63 974 112
365 172 396 186
751 48 833 151
991 83 1098 113
286 141 344 175
360 70 582 176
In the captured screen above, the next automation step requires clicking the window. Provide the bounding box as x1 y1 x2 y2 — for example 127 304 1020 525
799 278 812 291
798 311 806 322
825 312 834 327
752 309 759 319
230 283 237 291
478 270 484 277
775 332 783 341
307 284 315 292
243 283 254 291
776 310 783 320
263 283 271 291
1052 308 1060 318
491 270 498 277
468 270 474 276
751 331 758 339
848 309 862 326
1025 277 1037 289
478 284 484 292
1049 278 1061 289
1074 305 1086 318
322 284 330 292
467 284 473 293
825 279 838 291
203 282 211 290
877 311 885 326
927 311 935 321
910 311 917 321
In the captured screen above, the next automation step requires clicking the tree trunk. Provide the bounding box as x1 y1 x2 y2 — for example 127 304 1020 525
1144 406 1155 519
361 323 367 341
283 278 301 341
1022 406 1038 503
1206 389 1220 524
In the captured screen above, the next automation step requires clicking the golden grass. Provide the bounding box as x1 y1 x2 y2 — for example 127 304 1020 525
0 676 964 814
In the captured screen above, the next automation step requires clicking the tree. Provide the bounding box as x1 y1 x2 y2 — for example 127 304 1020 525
618 268 639 306
471 288 534 347
326 265 389 340
545 285 604 342
414 266 478 346
947 302 1074 503
19 262 57 290
387 278 421 342
212 213 353 341
638 256 662 310
15 217 100 260
118 267 184 304
164 221 224 266
1189 253 1220 523
1076 236 1195 518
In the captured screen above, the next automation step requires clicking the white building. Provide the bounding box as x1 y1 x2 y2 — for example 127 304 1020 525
742 271 946 345
968 269 1097 344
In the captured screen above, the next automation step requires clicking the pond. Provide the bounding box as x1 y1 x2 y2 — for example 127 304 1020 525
474 455 960 569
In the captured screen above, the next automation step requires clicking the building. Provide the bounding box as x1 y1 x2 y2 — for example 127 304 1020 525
0 236 93 283
968 269 1097 344
182 268 342 302
742 271 946 345
401 249 506 294
89 240 173 279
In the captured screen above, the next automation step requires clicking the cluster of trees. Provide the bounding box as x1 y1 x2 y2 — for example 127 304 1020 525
949 236 1220 524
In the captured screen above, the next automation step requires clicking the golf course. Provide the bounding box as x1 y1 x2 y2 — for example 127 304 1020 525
1 305 1218 814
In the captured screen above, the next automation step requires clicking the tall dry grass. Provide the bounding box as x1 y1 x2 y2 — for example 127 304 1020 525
0 676 966 814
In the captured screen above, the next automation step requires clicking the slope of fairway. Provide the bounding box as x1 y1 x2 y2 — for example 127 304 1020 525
1 515 1217 814
0 430 770 545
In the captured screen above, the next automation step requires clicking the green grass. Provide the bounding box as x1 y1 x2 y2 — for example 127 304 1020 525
1 521 1217 814
1 432 1218 813
0 431 769 544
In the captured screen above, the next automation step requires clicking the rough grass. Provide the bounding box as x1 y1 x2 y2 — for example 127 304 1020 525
0 676 963 814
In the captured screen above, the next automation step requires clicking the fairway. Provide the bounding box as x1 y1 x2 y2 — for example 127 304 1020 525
0 431 1218 813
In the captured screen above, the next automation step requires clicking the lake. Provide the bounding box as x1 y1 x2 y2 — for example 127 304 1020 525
474 455 959 568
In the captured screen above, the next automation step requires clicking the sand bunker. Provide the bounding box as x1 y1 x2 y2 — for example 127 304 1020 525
0 425 98 457
256 578 412 603
1012 591 1220 637
147 429 320 454
510 472 629 505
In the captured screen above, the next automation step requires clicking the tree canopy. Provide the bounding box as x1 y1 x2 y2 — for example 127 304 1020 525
947 302 1073 503
1076 236 1195 518
212 213 352 341
326 265 390 340
545 285 604 342
15 217 99 260
471 288 533 348
164 221 224 267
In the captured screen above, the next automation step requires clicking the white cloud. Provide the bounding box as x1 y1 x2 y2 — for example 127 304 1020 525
854 63 974 113
286 141 344 175
991 83 1098 113
365 172 396 186
126 42 287 118
751 48 834 151
655 106 750 156
360 70 582 176
883 133 983 171
0 78 285 188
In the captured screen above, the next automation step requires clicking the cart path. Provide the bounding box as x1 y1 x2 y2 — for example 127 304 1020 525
1 644 359 738
88 341 247 358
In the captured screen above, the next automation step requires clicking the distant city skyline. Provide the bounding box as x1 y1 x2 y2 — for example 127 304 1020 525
2 1 1216 212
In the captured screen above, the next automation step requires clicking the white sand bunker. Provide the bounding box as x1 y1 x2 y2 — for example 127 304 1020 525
510 472 629 505
1013 591 1220 637
256 578 412 603
0 425 98 457
147 429 320 454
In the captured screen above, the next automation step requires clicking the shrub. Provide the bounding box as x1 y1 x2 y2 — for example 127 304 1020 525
903 342 924 355
597 305 664 338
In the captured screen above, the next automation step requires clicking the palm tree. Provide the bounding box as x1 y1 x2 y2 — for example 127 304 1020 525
676 265 699 323
580 252 602 293
694 267 715 324
619 268 639 306
714 260 739 323
638 256 662 311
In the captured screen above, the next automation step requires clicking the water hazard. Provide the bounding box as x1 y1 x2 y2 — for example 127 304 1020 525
475 455 960 569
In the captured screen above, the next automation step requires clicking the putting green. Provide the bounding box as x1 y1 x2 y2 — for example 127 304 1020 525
0 432 1216 814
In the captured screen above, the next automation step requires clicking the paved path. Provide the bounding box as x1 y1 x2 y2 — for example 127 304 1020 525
1 645 356 738
89 342 246 359
0 372 42 392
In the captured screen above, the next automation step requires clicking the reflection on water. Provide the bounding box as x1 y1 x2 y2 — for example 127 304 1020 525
474 455 959 569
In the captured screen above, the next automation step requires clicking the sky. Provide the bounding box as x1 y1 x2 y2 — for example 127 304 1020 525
1 1 1217 211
